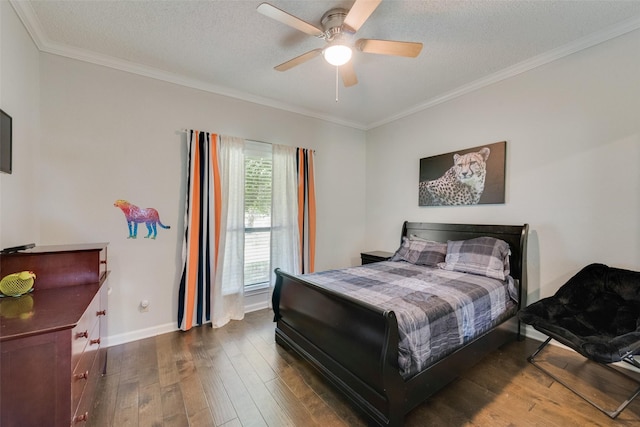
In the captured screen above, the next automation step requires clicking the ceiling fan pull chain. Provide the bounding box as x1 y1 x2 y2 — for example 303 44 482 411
335 66 339 102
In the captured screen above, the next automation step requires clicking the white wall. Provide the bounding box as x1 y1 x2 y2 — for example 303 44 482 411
365 29 640 309
0 1 40 249
39 53 366 344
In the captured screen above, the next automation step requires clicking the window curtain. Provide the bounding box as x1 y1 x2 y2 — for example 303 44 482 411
270 145 300 286
270 145 316 288
297 148 316 274
178 131 245 331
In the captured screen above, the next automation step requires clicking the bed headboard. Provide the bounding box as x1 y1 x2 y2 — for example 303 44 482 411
401 221 529 308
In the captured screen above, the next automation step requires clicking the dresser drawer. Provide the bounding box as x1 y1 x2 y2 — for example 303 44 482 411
71 320 100 416
72 345 102 425
71 292 101 370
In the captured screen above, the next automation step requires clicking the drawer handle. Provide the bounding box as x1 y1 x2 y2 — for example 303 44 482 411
90 338 101 345
74 370 89 381
75 330 88 339
74 412 89 423
96 310 106 316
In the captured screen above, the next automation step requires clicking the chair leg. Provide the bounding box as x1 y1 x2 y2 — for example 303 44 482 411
528 337 640 419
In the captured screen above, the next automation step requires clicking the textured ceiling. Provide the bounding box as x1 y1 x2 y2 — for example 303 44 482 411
12 0 640 129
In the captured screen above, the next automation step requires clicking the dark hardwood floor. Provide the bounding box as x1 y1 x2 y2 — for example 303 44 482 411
88 309 640 426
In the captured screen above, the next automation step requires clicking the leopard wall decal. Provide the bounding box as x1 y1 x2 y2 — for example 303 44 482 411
419 147 490 206
114 199 170 239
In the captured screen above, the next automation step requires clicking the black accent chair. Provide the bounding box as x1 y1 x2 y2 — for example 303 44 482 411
519 263 640 418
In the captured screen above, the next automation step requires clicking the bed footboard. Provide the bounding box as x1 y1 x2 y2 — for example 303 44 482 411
273 268 405 427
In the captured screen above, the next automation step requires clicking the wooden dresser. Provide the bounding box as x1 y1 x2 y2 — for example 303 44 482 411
0 243 109 426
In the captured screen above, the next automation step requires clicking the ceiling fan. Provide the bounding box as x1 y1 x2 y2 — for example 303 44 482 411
257 0 423 87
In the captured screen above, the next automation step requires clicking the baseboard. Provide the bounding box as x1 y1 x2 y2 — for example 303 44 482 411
245 299 269 314
521 326 548 343
104 301 271 347
103 322 177 347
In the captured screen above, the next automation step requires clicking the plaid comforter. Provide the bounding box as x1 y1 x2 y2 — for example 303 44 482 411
300 261 517 379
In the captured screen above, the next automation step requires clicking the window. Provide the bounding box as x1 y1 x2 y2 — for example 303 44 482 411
244 141 272 289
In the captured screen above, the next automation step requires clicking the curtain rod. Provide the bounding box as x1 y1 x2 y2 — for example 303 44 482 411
179 129 269 145
179 129 315 152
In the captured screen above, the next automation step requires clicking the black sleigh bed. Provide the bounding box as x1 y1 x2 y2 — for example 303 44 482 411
272 221 529 426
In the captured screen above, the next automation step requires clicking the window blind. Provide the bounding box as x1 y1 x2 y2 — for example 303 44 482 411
244 141 272 287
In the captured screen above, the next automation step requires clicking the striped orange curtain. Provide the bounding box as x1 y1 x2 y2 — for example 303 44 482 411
297 148 316 273
178 130 245 331
178 130 216 330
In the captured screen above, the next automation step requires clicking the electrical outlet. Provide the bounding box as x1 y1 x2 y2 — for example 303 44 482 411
140 299 149 312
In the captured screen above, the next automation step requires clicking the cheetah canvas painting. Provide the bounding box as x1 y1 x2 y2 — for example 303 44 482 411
419 141 506 206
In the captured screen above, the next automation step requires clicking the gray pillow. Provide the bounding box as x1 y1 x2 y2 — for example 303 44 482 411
439 236 511 280
391 236 447 267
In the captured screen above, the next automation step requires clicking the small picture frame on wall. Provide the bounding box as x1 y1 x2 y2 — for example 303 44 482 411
418 141 506 206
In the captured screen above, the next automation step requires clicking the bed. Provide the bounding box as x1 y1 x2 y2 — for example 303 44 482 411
272 221 529 426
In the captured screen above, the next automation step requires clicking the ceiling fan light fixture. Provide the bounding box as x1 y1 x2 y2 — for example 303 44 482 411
258 0 421 86
323 44 352 66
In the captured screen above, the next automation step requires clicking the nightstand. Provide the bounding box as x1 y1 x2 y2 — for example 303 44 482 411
360 251 394 265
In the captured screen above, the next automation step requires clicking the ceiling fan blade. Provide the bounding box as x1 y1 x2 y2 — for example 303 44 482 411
340 61 358 87
274 48 323 71
257 3 324 37
343 0 382 32
356 39 423 57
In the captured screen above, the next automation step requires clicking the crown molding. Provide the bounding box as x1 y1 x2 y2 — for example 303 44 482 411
42 39 368 130
9 0 367 131
9 0 46 50
366 15 640 130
